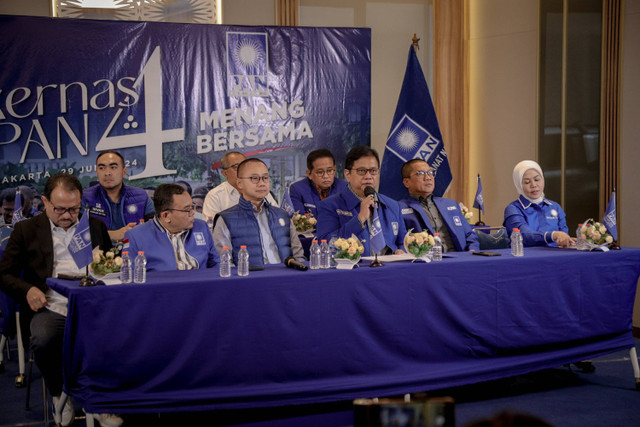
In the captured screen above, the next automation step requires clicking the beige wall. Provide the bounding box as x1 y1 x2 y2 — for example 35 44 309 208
467 0 538 226
622 0 640 330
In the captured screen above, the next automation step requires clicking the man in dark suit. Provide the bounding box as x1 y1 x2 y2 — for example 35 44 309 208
0 173 114 426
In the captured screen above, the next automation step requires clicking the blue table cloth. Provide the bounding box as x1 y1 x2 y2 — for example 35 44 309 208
48 247 640 414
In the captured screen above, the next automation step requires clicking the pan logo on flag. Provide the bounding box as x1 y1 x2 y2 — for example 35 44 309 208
227 32 269 97
70 230 91 254
386 114 440 164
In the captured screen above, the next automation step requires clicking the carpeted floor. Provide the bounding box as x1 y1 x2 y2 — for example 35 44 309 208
1 338 639 426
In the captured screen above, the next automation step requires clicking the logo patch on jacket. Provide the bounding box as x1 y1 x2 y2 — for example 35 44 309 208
453 216 462 226
278 218 287 227
392 222 398 235
194 232 206 245
401 208 414 215
127 204 139 214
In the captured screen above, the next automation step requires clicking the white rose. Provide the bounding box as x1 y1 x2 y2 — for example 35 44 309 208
605 235 613 243
406 235 416 244
115 257 123 267
348 246 357 255
341 241 349 251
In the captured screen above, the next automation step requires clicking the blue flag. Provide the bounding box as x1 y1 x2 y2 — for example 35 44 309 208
11 189 25 226
280 184 295 216
369 207 386 255
602 191 617 241
473 174 485 214
379 45 452 200
68 210 93 269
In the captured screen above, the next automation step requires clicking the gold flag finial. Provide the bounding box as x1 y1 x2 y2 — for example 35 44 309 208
412 33 420 51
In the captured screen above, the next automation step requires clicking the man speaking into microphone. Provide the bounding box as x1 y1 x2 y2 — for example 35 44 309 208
317 146 406 256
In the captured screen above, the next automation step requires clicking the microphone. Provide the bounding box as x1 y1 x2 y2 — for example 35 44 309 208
364 186 378 213
284 256 309 271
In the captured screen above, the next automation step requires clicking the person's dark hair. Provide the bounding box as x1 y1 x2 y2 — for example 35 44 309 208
175 180 193 196
237 158 267 177
44 174 83 200
345 146 379 171
306 149 335 171
153 183 186 213
401 159 428 179
193 186 209 197
221 151 246 169
0 188 22 205
95 150 125 167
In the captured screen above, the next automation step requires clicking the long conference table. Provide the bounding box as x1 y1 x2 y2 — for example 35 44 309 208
47 247 640 415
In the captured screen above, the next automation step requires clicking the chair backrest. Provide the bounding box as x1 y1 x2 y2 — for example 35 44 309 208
473 227 510 250
0 225 13 251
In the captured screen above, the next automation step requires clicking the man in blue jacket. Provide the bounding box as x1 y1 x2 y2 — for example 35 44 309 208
124 184 219 271
288 149 347 217
213 158 305 266
399 159 479 252
83 150 155 242
317 146 406 255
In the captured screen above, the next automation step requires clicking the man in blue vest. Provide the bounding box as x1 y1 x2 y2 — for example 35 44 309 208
82 150 155 242
288 149 347 218
213 158 305 266
124 184 219 271
399 159 479 252
317 146 406 255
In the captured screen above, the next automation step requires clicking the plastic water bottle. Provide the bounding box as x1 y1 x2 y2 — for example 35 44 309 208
310 240 321 270
120 251 132 283
219 246 231 277
511 228 524 257
207 216 214 234
320 239 331 269
432 233 443 261
237 245 249 276
575 224 585 250
133 251 147 283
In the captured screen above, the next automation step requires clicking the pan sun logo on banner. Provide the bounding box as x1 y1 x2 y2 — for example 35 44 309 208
227 32 269 97
386 114 440 165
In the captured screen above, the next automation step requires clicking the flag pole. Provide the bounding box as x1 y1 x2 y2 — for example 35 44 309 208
610 187 620 250
474 174 485 226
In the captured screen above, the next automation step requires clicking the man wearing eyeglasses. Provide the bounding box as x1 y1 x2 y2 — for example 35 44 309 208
203 151 277 220
287 149 347 218
399 159 479 252
213 159 305 266
0 173 114 426
83 150 155 242
317 146 406 255
124 184 219 272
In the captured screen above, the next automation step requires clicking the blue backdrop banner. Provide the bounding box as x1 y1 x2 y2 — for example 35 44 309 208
0 15 371 200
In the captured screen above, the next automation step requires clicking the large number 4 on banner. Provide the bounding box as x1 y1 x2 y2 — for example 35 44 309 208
96 46 184 179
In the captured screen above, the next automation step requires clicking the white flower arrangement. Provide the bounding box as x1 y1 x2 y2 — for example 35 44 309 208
577 218 614 250
404 229 435 258
292 211 317 232
459 202 474 223
90 247 122 276
333 235 365 261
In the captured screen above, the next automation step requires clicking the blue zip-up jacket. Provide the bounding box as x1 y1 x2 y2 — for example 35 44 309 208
218 196 292 266
124 218 219 271
289 177 348 218
503 195 568 247
399 197 479 252
317 187 406 255
83 184 152 230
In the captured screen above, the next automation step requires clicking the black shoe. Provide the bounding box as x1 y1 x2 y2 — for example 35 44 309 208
573 361 596 373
